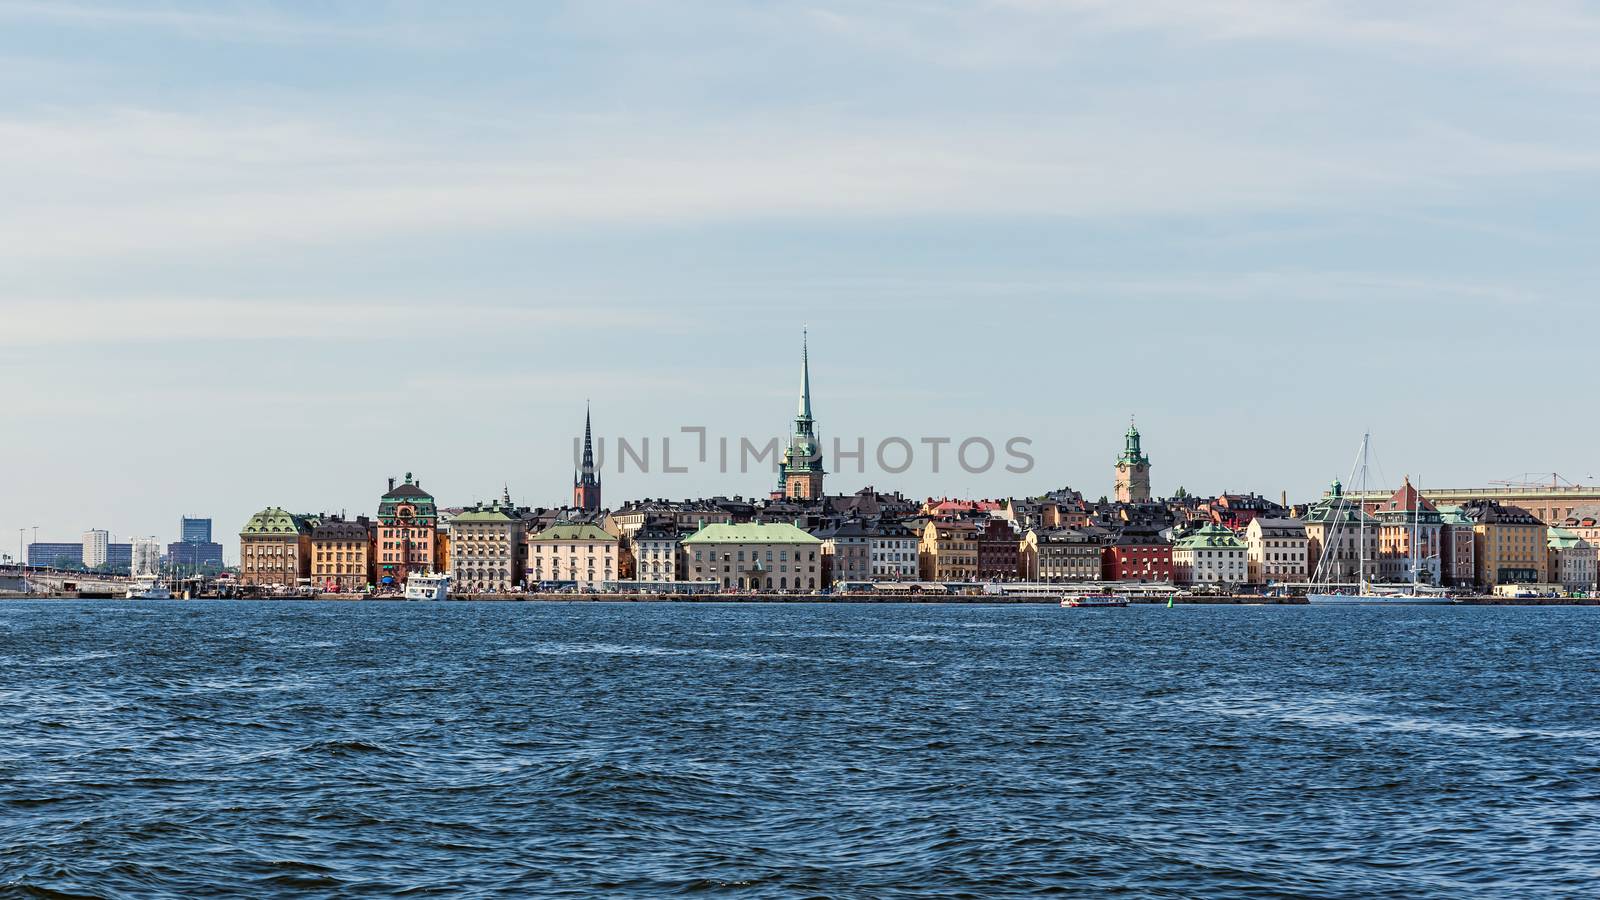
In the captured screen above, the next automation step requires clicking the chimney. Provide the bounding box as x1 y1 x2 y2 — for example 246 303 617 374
1281 490 1288 508
388 477 396 491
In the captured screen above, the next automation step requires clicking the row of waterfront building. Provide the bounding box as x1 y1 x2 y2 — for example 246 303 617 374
233 338 1600 597
233 465 1600 596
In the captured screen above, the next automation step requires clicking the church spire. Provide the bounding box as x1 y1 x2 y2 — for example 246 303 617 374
798 328 813 422
582 402 595 475
574 402 602 512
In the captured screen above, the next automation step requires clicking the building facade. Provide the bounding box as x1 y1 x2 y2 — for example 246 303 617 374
239 508 315 590
819 521 873 586
1245 518 1309 585
1546 527 1598 594
181 517 213 543
376 473 438 585
1462 500 1548 588
870 523 920 580
976 518 1022 581
82 529 110 569
1114 421 1152 504
1022 528 1101 582
528 523 618 592
1374 477 1442 586
683 523 821 591
451 499 524 594
920 520 979 582
27 542 84 568
1304 480 1381 584
1436 505 1477 587
310 516 373 593
632 525 681 582
1101 526 1173 582
1172 524 1248 586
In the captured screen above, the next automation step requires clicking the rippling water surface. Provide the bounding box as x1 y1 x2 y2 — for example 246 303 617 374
4 601 1599 898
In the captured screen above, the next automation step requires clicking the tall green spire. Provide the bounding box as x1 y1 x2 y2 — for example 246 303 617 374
797 327 812 422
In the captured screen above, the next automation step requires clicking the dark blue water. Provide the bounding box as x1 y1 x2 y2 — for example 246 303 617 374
3 601 1599 898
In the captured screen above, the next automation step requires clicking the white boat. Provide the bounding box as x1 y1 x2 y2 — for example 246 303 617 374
1061 593 1130 608
403 573 450 601
1308 435 1456 606
124 577 172 600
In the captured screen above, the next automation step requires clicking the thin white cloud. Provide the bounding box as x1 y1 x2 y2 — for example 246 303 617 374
1 299 674 346
807 0 1600 76
0 0 463 45
2 107 1596 266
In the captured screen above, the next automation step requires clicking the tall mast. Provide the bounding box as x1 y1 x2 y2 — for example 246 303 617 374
1359 432 1369 592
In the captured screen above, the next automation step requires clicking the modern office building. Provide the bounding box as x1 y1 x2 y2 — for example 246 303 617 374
28 542 84 568
181 517 213 544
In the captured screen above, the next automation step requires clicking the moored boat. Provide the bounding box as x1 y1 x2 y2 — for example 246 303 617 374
124 577 172 600
403 573 451 601
1061 594 1130 608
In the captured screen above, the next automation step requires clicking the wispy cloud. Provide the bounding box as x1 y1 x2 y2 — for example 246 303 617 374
2 298 674 346
3 106 1596 266
0 0 464 45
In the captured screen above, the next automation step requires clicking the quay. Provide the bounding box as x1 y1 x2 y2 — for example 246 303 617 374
8 591 1598 605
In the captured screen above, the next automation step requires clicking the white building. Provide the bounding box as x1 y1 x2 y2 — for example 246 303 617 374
682 523 821 591
130 537 162 577
1548 527 1598 594
632 525 681 582
1245 518 1308 584
870 523 919 580
82 529 110 569
1172 524 1247 586
448 500 524 595
528 523 619 592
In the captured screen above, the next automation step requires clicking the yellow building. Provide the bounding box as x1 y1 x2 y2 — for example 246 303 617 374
310 516 373 593
920 520 978 582
1462 501 1547 589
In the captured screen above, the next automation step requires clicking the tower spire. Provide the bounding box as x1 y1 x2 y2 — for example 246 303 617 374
798 328 812 421
582 401 595 472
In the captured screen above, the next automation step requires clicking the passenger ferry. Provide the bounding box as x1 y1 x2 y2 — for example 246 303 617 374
124 577 172 600
404 573 451 601
1060 594 1130 608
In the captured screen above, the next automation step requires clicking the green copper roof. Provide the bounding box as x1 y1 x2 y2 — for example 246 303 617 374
1173 523 1244 550
530 523 613 542
1548 526 1589 550
452 504 517 524
240 507 312 536
682 523 821 545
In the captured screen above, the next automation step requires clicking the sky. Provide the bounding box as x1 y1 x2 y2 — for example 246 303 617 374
2 0 1599 560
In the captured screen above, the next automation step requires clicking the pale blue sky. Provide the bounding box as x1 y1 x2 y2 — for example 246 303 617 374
3 1 1598 558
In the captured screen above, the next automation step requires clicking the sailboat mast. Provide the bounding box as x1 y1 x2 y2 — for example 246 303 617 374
1411 475 1420 593
1359 432 1369 591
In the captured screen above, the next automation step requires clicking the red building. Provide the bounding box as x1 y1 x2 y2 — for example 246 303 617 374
976 518 1022 581
1101 527 1173 582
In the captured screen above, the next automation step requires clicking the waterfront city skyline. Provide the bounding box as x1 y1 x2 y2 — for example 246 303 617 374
4 1 1600 554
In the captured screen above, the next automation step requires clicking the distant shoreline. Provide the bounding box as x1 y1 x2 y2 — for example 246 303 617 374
5 593 1599 606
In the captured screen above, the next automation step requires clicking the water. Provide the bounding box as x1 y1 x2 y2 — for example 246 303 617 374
3 601 1599 898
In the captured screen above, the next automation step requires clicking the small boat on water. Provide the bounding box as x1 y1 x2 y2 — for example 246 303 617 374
404 573 451 601
124 577 172 600
1061 594 1130 608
